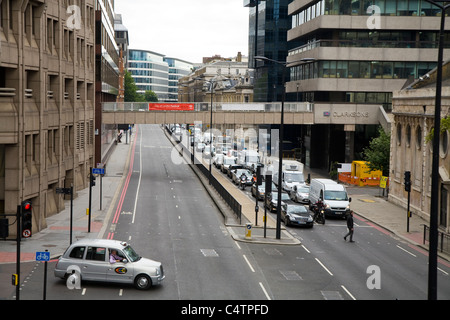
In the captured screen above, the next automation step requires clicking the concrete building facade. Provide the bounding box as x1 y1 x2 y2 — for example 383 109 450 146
0 0 96 236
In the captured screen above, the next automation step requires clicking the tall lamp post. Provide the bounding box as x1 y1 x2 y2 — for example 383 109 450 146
195 77 226 184
255 56 315 239
423 0 450 301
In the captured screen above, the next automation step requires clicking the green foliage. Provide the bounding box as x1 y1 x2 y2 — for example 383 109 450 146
425 117 450 143
363 126 391 176
124 70 142 102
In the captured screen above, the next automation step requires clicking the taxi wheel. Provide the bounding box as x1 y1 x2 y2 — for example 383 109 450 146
134 274 152 290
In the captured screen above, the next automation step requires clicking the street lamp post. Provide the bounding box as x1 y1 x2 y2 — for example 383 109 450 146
194 77 224 184
423 0 450 301
255 56 315 239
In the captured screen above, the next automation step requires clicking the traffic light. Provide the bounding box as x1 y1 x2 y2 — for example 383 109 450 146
90 171 96 187
404 171 411 192
21 200 32 238
0 218 8 238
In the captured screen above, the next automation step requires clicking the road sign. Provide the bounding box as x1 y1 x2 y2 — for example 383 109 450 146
36 251 50 262
92 168 105 175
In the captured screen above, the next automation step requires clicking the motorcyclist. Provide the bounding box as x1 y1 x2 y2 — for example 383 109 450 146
240 172 248 189
313 198 325 223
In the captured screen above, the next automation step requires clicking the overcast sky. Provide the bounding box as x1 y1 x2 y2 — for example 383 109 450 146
114 0 250 64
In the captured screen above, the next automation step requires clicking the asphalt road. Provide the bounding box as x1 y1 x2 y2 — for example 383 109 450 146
10 124 450 301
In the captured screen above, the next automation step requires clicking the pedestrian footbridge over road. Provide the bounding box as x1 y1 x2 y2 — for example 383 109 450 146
102 102 314 125
102 102 391 130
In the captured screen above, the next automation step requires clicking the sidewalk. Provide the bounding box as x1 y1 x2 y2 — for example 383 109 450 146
0 136 133 264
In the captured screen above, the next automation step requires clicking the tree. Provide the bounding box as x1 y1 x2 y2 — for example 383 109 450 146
144 90 158 102
124 70 143 102
363 126 391 176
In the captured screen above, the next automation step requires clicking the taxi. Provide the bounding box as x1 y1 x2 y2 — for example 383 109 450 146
54 239 164 290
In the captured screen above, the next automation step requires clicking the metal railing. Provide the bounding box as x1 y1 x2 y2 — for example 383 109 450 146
164 126 242 223
423 225 450 255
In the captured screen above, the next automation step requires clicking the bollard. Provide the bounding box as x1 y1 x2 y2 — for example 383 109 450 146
245 223 252 239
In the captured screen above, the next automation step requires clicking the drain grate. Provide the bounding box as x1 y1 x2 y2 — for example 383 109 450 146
200 249 219 257
280 270 302 281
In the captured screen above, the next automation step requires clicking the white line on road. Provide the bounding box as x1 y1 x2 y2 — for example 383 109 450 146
396 245 417 257
132 128 143 224
81 288 86 295
301 244 310 253
341 285 356 300
315 258 333 276
243 255 255 272
259 282 271 300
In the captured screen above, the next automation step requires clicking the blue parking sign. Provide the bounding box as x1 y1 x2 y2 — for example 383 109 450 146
36 251 50 262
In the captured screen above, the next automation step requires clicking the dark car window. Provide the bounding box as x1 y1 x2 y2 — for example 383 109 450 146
86 246 106 261
69 246 86 259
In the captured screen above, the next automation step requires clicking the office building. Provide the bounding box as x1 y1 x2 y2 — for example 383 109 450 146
95 0 120 165
245 0 299 102
286 0 450 169
128 49 193 102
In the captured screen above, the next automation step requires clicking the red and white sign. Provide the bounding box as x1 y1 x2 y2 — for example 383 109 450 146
148 103 194 111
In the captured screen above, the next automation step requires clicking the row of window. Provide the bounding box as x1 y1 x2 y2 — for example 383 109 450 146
290 61 436 81
292 0 443 29
397 123 449 158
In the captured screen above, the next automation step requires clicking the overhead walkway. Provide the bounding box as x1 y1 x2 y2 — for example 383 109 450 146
102 102 314 125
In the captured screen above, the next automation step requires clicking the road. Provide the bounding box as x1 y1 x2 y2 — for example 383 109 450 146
13 124 450 301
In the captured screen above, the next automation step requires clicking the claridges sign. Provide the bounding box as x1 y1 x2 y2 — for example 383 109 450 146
314 103 381 125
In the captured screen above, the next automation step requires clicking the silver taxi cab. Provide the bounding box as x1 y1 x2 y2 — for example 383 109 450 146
54 239 164 290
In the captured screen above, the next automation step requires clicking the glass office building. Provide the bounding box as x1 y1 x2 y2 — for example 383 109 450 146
128 50 192 102
128 50 170 101
245 0 300 102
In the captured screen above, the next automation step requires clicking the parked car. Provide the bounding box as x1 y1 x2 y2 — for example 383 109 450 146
281 204 314 227
290 185 310 204
251 180 277 200
265 191 291 212
231 168 253 186
54 239 165 290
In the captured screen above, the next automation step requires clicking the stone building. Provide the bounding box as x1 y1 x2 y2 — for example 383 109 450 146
0 0 118 237
390 61 450 233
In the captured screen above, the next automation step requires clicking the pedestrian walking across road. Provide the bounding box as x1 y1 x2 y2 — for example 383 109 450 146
344 210 354 242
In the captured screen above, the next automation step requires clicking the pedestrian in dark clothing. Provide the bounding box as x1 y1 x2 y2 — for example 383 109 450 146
344 210 354 242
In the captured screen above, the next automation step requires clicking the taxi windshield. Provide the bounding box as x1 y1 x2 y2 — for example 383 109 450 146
123 245 141 262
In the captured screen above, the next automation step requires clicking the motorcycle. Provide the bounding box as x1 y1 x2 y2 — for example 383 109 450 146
311 203 326 224
239 175 248 190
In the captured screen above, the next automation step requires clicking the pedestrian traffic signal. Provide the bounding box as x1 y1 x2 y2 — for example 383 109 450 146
404 171 411 192
21 200 32 238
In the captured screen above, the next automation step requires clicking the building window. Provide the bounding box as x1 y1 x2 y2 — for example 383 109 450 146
397 124 402 146
416 125 422 150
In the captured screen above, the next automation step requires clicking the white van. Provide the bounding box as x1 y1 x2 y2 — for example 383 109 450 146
309 178 351 218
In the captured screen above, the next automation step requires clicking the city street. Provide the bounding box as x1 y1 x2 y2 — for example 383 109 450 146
8 124 450 301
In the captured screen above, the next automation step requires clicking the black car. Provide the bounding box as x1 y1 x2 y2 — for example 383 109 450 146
265 192 291 212
281 204 314 228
